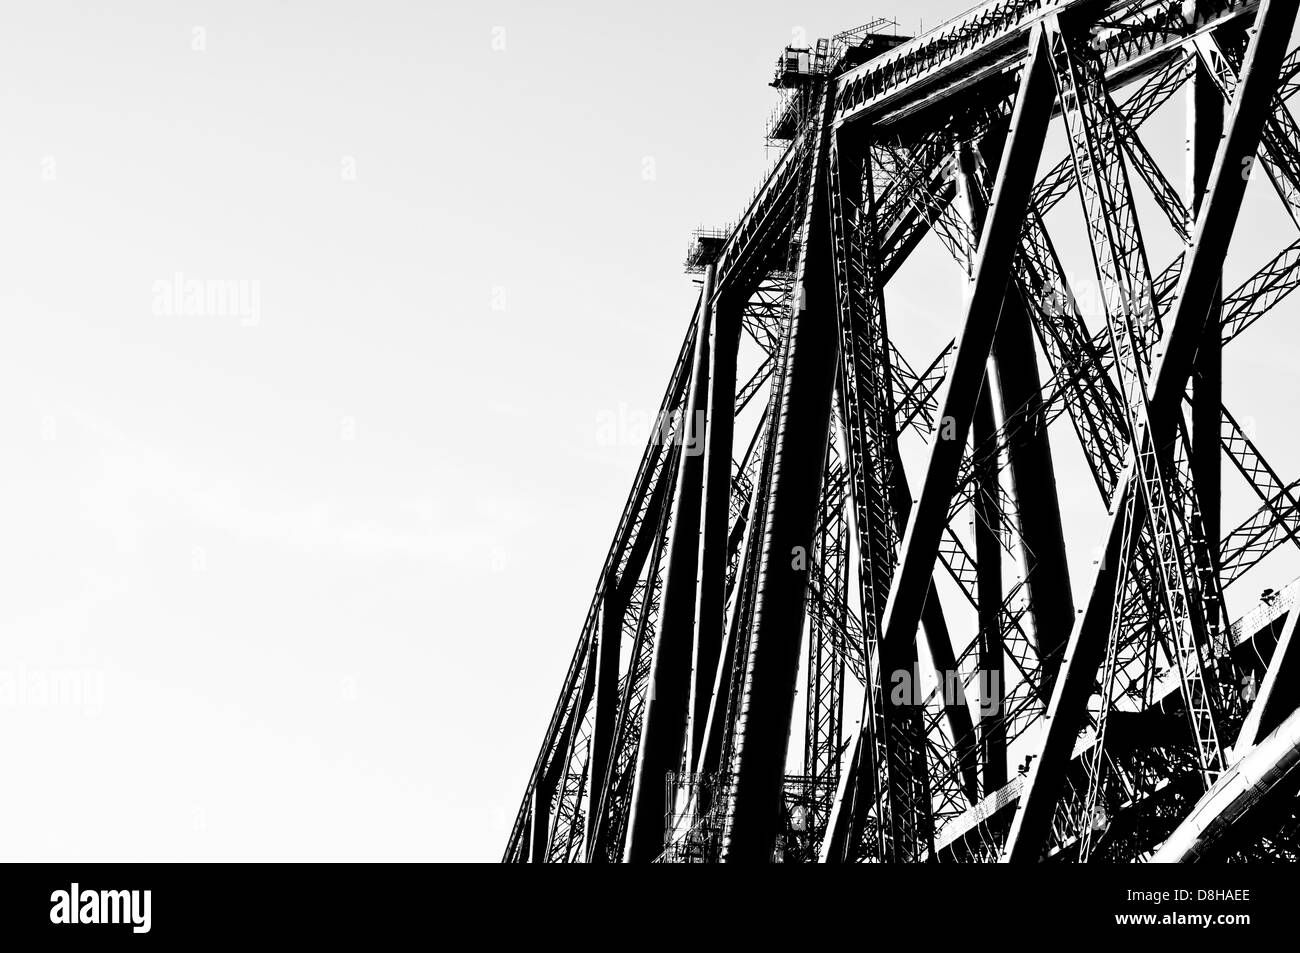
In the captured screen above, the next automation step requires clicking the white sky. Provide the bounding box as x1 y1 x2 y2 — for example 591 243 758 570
1 1 1297 861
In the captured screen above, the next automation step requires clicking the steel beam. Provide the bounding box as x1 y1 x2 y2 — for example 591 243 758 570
956 142 1009 793
993 289 1076 691
1236 606 1300 753
535 653 595 861
958 140 1076 692
830 123 931 860
1190 58 1225 627
972 384 1008 793
688 264 740 773
585 461 677 862
1152 704 1300 862
820 446 981 862
528 777 551 863
623 291 714 862
891 444 982 810
721 85 841 863
698 426 772 778
583 591 624 847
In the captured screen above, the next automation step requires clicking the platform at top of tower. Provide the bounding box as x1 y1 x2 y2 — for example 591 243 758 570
767 24 911 140
770 21 910 89
684 228 729 274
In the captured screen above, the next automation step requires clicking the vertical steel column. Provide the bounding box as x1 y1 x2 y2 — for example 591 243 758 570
830 121 935 860
991 289 1075 692
698 472 762 777
698 392 781 780
960 134 1075 692
583 590 624 847
721 85 841 862
528 781 550 862
688 263 740 771
871 29 1051 708
972 385 1008 792
821 32 1056 857
956 143 1008 790
623 284 714 862
585 457 678 862
822 452 981 863
532 658 594 861
1190 58 1224 609
1003 0 1299 861
582 464 674 856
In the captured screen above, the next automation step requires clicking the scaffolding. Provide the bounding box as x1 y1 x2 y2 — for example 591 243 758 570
766 21 909 141
684 227 730 274
658 772 729 863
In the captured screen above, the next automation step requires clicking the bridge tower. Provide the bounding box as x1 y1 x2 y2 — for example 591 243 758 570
505 0 1300 863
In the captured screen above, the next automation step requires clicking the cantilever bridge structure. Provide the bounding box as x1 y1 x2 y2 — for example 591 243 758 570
505 0 1300 863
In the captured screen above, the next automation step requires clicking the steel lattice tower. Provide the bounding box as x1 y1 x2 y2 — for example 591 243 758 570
505 0 1300 863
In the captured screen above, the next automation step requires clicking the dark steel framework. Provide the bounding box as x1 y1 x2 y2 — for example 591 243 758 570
505 0 1300 863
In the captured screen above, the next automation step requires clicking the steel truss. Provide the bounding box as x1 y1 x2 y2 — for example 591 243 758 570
505 0 1300 864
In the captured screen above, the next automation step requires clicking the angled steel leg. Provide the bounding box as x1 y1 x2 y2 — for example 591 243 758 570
990 290 1075 691
721 86 841 862
1237 602 1300 753
583 591 623 847
956 139 1075 697
624 280 715 862
687 263 741 772
972 384 1008 793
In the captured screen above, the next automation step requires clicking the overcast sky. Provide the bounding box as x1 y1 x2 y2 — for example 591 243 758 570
1 1 1297 861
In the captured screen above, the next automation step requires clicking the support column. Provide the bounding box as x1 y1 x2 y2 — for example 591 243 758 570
872 29 1052 725
623 281 714 862
698 463 764 778
721 85 841 862
972 385 1007 792
583 590 624 847
1190 57 1224 618
955 141 1018 790
688 264 741 771
531 658 594 862
991 290 1075 694
889 445 982 806
821 30 1057 857
528 781 551 862
586 468 677 862
957 139 1075 696
583 460 675 856
823 451 981 864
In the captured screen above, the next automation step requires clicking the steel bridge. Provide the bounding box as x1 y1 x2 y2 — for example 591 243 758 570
504 0 1300 863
